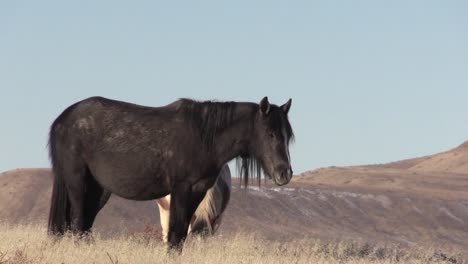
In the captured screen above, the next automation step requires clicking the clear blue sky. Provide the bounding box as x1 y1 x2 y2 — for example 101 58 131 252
1 0 467 174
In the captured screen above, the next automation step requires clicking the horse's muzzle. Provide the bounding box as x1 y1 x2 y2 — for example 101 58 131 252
273 166 293 186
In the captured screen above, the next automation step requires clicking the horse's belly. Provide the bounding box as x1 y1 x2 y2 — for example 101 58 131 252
115 185 170 201
90 165 170 201
112 180 169 200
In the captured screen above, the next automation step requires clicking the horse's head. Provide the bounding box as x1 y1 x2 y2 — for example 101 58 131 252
252 97 294 186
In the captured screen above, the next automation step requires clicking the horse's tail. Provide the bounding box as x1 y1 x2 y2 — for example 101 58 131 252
47 105 76 235
48 165 70 235
190 164 231 235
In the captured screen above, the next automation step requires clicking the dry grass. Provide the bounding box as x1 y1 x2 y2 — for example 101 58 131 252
0 223 463 264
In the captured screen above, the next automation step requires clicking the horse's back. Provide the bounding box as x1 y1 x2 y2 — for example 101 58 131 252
52 96 180 127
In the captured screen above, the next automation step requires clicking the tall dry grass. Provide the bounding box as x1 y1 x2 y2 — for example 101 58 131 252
0 223 462 264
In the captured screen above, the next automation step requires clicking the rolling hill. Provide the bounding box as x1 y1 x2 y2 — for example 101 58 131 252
1 141 467 254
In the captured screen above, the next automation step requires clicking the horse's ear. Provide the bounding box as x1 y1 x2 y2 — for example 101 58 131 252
259 96 270 115
280 99 292 115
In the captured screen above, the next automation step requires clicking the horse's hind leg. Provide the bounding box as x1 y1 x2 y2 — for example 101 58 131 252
62 162 88 235
82 172 111 233
63 163 110 237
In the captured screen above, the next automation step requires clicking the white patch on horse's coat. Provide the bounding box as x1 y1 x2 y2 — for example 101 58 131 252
104 129 127 143
156 196 171 242
76 119 88 129
164 150 174 158
157 165 231 242
158 196 170 210
114 130 125 137
76 118 93 130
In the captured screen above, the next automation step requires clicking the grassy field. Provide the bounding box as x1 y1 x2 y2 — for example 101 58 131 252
0 223 463 264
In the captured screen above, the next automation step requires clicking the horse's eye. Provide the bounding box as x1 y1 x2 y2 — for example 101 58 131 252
269 133 275 139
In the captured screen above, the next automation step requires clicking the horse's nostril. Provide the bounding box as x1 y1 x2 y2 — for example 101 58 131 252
280 169 292 179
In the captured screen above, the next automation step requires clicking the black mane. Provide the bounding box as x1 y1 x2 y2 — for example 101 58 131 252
179 99 238 150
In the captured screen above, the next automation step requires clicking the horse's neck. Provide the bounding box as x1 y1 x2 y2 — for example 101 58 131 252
213 104 256 167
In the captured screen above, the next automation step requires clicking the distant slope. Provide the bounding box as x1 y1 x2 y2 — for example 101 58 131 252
293 165 468 201
0 168 51 223
409 141 468 174
295 141 468 199
0 168 159 235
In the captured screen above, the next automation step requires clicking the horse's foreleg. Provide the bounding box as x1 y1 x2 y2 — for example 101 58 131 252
168 183 191 250
167 185 206 250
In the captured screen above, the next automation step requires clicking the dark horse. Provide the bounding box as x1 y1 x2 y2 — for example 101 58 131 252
48 96 294 249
